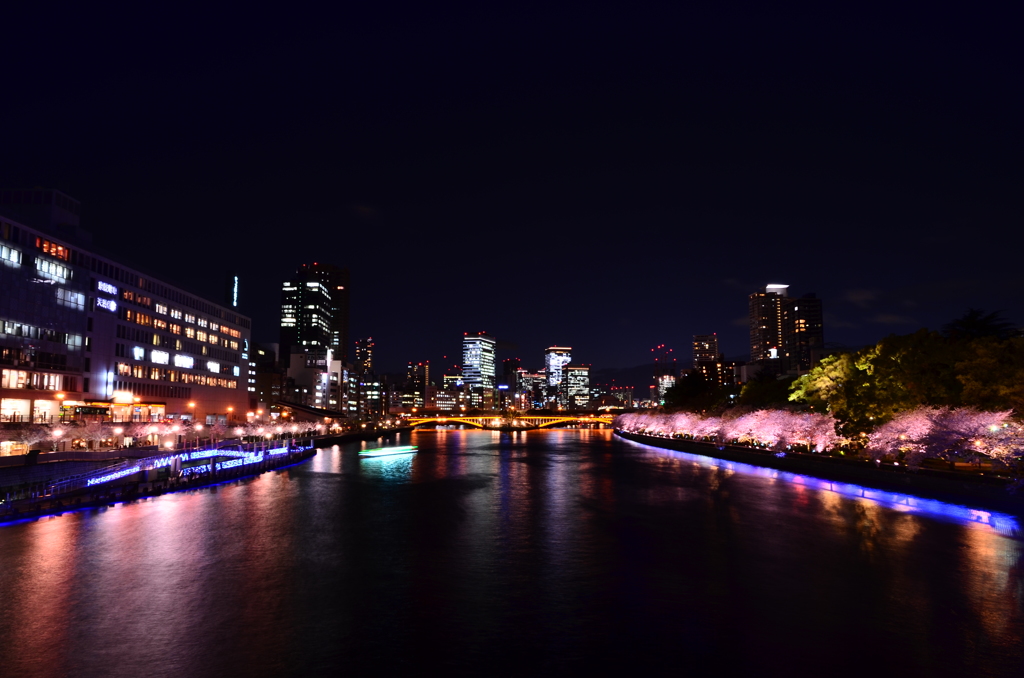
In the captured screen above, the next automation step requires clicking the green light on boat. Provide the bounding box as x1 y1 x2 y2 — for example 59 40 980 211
359 445 418 457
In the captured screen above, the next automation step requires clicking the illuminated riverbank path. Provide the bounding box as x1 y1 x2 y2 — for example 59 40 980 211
405 415 615 429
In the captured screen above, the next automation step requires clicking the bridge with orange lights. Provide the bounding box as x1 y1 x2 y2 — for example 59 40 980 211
405 414 615 430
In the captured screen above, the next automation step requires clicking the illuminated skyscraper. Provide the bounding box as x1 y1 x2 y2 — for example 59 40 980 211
462 332 496 390
749 284 787 363
544 346 572 386
563 365 590 409
279 262 350 362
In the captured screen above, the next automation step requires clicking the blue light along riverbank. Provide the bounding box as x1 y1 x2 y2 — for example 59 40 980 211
0 429 1020 677
616 429 1024 517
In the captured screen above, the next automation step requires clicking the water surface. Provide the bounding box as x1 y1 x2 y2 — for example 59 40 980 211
1 429 1021 677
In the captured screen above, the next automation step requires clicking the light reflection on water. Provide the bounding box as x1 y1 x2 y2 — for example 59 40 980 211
0 429 1021 677
625 437 1022 538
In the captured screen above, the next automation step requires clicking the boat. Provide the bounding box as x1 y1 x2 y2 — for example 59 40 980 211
358 445 418 458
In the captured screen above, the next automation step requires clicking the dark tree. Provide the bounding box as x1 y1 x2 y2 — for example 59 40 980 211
943 309 1018 341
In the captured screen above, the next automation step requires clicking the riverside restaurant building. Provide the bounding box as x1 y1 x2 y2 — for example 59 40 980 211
0 189 250 455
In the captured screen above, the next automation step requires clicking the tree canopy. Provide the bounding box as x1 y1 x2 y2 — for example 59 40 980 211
790 310 1023 434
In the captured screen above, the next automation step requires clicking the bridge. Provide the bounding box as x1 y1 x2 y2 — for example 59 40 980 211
405 414 615 430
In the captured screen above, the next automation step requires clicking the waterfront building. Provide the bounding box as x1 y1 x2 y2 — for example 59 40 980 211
563 365 591 409
544 346 572 386
462 332 496 390
0 190 249 451
357 374 385 418
280 262 350 362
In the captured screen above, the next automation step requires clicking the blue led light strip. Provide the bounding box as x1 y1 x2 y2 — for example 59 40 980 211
625 438 1021 536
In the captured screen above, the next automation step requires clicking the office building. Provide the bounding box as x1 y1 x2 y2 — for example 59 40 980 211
462 332 496 390
0 190 249 451
280 262 350 362
544 346 572 386
563 365 591 410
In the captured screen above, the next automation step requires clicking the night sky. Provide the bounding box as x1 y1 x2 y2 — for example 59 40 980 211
4 4 1022 375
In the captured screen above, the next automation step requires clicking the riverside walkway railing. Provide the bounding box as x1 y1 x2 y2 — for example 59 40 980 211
42 440 313 498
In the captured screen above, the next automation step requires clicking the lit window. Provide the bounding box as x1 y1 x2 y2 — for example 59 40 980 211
0 244 22 265
155 303 168 315
35 258 70 282
35 238 69 261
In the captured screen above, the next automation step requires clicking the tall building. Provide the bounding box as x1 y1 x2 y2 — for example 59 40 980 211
563 365 591 410
748 284 788 363
749 284 825 373
462 332 496 390
279 262 350 362
354 337 374 374
693 334 719 366
544 346 572 386
0 190 250 450
781 294 824 372
693 333 722 385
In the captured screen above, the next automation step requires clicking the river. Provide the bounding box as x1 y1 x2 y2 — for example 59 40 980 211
1 428 1021 677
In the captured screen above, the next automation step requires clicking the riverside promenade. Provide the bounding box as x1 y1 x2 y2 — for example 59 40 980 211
615 429 1024 515
0 427 412 525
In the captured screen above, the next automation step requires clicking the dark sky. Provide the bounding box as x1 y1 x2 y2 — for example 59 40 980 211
5 4 1022 375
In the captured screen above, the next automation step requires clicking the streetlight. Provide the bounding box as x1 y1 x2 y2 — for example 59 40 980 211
55 392 65 424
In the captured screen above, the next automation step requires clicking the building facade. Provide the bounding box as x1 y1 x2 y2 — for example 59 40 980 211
562 365 590 409
280 262 350 362
781 293 824 372
544 346 572 386
748 284 788 364
1 194 250 446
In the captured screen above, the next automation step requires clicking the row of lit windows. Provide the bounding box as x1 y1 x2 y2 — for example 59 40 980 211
114 363 237 388
0 319 82 348
36 238 69 261
1 368 67 391
36 257 71 282
112 289 241 338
